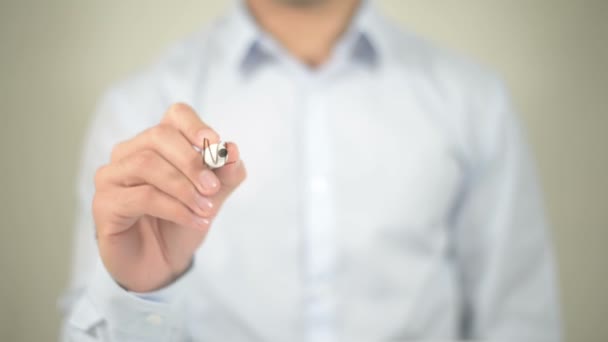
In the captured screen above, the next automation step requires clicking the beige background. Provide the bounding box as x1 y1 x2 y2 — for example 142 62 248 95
0 0 606 340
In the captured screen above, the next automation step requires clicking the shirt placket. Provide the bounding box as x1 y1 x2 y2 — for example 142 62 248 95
300 77 337 342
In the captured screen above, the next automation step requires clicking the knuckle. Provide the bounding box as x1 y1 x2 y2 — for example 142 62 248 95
91 193 115 233
126 185 154 209
94 165 109 188
165 102 192 121
129 150 157 170
110 141 126 162
147 124 171 141
91 193 105 216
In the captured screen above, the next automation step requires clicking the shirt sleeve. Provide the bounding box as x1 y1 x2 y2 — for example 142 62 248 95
62 259 194 341
453 79 562 341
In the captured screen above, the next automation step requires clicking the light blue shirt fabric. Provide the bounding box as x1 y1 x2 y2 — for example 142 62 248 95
61 1 561 341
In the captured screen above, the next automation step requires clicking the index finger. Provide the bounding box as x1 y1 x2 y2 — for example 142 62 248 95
161 103 220 149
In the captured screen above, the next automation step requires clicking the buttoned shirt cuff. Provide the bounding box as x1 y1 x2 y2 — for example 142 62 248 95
81 259 194 340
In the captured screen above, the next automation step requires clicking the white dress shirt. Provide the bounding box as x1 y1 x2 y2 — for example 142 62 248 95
61 1 561 341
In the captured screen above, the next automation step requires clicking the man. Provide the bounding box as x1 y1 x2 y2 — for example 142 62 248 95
61 0 561 340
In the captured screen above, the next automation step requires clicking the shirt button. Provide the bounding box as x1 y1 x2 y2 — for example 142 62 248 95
146 313 163 325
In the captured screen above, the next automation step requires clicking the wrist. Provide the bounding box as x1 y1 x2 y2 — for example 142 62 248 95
120 258 195 293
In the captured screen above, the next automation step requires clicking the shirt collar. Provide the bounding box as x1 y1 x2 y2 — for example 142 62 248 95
224 0 383 75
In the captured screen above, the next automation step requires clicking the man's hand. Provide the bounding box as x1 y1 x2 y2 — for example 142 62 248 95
92 103 246 292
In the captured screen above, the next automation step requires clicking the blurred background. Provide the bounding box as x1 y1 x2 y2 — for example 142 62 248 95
0 0 606 340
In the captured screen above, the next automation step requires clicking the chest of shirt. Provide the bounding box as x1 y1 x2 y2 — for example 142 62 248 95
200 67 462 241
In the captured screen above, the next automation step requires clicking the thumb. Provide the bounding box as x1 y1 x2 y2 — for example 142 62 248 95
213 142 246 200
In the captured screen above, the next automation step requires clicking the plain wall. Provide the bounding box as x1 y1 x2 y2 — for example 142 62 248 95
0 0 606 340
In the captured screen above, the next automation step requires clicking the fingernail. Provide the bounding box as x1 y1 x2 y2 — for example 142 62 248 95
195 194 214 211
199 169 219 190
193 216 210 228
196 129 219 147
